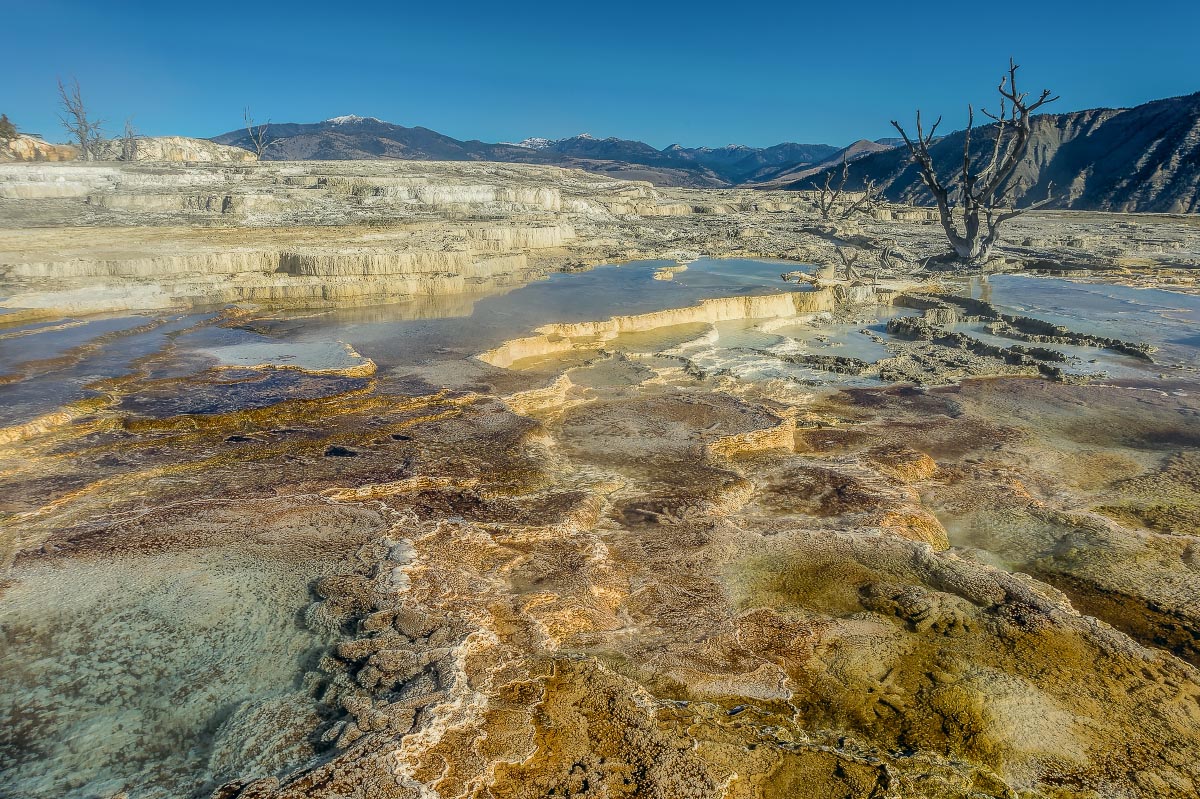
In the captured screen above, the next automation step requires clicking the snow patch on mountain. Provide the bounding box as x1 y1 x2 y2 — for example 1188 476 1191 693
508 134 598 148
509 137 555 149
324 115 384 126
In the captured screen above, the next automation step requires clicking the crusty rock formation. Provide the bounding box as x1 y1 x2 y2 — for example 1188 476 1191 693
1 135 255 164
2 160 1198 322
97 136 258 163
1 134 78 162
3 280 1197 798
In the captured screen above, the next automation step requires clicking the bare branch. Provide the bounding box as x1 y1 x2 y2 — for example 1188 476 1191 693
835 246 862 281
890 59 1058 266
120 117 138 162
814 152 883 222
840 178 880 219
57 77 106 161
243 107 280 161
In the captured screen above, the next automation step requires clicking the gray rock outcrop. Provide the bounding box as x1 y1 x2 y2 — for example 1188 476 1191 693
789 92 1200 213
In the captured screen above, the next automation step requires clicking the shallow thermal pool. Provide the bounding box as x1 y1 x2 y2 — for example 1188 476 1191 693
2 261 1193 430
978 274 1200 367
241 256 822 371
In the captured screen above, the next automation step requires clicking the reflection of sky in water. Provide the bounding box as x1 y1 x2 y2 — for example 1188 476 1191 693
5 263 1200 428
246 258 914 387
198 340 366 372
976 275 1200 367
655 316 901 386
248 257 813 369
0 313 212 427
0 258 813 425
946 322 1157 380
0 316 151 373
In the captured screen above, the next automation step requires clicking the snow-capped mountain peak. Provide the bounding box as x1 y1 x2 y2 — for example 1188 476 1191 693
509 137 555 149
324 115 383 126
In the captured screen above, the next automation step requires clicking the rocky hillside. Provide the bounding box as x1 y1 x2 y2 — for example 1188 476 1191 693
96 136 256 163
4 135 260 164
750 139 895 187
211 117 840 188
213 116 527 162
2 135 78 162
668 142 842 184
787 92 1200 213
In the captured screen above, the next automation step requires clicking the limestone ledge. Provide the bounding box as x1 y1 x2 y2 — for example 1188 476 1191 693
477 289 851 368
4 159 1198 321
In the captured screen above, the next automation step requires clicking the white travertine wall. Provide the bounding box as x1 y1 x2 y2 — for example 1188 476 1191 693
478 289 843 368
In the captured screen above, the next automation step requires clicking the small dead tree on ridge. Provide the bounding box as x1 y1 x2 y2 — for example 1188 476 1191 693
57 78 106 160
243 107 279 160
891 59 1058 266
816 156 880 221
120 118 139 161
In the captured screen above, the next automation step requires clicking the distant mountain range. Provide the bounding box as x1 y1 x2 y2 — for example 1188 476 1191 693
211 116 888 188
211 92 1200 211
787 92 1200 214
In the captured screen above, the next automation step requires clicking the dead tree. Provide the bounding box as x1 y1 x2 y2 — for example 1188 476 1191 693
57 78 106 160
120 118 138 161
873 242 910 283
835 246 862 281
878 243 902 275
816 156 880 220
243 107 279 160
878 244 895 270
891 59 1057 266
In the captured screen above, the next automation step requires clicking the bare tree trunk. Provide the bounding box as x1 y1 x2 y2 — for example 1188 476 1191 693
835 246 861 281
121 118 138 162
891 60 1058 268
817 155 880 221
243 107 279 161
57 78 106 161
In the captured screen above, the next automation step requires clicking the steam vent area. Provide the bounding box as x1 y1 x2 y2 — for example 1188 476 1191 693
2 159 1200 799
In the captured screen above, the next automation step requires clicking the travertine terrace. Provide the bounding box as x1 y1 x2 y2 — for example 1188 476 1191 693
1 159 1199 799
2 160 1198 318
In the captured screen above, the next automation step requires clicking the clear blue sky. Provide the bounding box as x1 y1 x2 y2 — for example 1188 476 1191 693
5 0 1198 148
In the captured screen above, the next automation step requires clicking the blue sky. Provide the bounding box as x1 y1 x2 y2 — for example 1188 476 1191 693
5 0 1198 148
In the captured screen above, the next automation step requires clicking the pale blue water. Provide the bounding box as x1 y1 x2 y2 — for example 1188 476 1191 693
2 263 1197 431
977 275 1200 369
245 257 815 370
